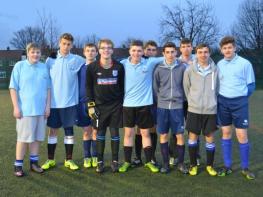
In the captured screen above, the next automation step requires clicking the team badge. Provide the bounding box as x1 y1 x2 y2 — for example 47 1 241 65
112 70 118 77
97 72 102 76
142 66 148 73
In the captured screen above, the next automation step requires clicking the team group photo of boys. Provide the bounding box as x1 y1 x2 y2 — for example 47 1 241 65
0 0 262 196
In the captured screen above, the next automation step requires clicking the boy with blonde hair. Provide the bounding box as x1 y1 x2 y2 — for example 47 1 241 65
10 43 51 177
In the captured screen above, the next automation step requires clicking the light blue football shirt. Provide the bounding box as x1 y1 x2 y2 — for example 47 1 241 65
9 60 50 116
121 57 163 107
179 54 195 67
46 51 85 108
217 54 255 98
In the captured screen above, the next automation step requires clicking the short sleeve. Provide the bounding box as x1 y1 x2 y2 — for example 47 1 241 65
74 55 85 72
9 62 20 90
148 57 164 70
245 61 255 85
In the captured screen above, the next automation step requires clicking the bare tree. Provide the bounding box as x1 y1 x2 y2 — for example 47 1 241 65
159 0 220 46
120 37 144 48
231 0 263 50
73 35 84 49
83 34 100 45
10 26 44 49
37 9 61 50
73 34 100 49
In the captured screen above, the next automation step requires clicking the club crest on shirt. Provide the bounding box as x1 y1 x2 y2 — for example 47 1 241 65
97 72 102 76
112 70 118 77
142 66 148 73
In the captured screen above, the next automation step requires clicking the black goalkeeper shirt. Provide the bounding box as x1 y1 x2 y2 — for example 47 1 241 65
86 59 125 106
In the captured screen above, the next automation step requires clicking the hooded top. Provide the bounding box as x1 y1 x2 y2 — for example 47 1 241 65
153 59 186 109
183 58 219 114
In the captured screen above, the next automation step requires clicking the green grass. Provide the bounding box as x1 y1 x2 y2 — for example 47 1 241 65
0 90 263 197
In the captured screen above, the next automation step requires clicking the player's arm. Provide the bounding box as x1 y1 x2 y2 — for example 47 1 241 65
149 57 164 69
9 64 21 119
181 66 187 99
86 65 99 119
10 89 21 119
183 68 191 101
45 67 51 119
119 64 125 102
245 62 256 97
71 55 85 73
153 67 160 101
45 89 51 119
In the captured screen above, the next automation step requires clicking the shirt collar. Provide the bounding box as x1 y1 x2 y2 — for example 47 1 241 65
128 56 146 66
163 59 179 67
26 59 38 66
223 54 238 63
57 50 71 58
197 64 211 72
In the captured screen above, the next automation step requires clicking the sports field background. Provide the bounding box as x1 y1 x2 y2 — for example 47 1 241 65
0 90 263 197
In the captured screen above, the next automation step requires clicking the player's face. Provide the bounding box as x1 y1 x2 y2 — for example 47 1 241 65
99 42 113 60
27 48 41 64
59 38 73 55
144 45 157 57
196 47 210 65
84 47 97 62
129 46 144 62
163 47 177 63
221 43 236 60
180 43 193 56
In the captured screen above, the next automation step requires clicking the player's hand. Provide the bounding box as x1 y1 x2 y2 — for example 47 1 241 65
87 101 99 119
13 107 22 119
45 107 50 119
88 107 99 120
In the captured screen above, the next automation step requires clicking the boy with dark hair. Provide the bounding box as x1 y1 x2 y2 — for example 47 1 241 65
119 40 163 173
10 43 51 177
153 42 188 174
169 38 202 166
86 39 125 173
76 43 98 169
143 40 158 58
184 43 218 176
41 33 85 171
133 40 159 167
217 36 255 180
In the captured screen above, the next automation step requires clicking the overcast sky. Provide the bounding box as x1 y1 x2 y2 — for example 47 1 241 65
0 0 242 49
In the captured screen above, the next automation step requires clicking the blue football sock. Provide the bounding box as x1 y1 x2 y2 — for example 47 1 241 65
221 139 232 168
239 142 249 169
83 140 92 158
29 155 39 164
14 160 23 167
160 142 169 165
91 140 97 157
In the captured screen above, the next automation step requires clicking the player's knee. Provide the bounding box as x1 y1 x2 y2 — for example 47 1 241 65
83 131 91 139
160 133 168 142
236 133 248 143
140 130 150 138
92 130 97 140
189 132 198 141
176 134 184 145
205 134 214 143
222 127 232 139
49 128 58 136
125 128 134 138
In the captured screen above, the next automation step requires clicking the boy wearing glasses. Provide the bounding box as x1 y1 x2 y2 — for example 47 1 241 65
86 39 125 173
